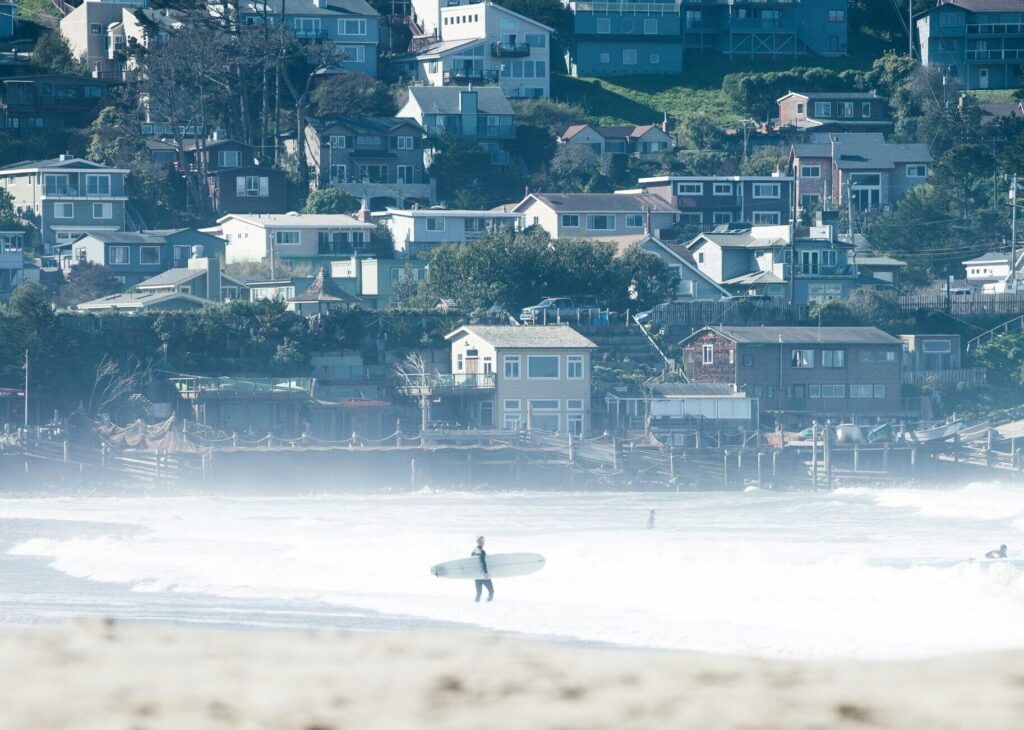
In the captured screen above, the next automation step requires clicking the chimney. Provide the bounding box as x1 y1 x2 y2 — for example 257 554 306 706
661 111 669 134
188 245 222 302
313 0 325 7
459 88 479 136
358 196 372 223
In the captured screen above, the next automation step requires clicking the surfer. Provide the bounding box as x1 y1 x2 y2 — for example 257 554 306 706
472 536 493 602
647 510 656 529
986 544 1008 559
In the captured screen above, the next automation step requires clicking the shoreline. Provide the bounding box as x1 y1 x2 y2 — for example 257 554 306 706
3 621 1023 729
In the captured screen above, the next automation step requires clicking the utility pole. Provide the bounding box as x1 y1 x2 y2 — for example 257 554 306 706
23 349 28 429
908 0 914 58
1012 174 1018 292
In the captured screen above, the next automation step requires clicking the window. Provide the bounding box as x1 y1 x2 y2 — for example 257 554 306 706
92 202 112 219
678 182 703 195
530 400 559 410
339 18 366 35
108 246 129 265
800 165 821 178
907 165 927 178
504 399 521 412
821 350 845 368
567 399 584 411
356 135 383 147
814 102 832 118
54 202 73 219
860 349 896 363
752 183 780 198
503 355 520 380
85 175 110 196
567 355 584 379
922 339 952 354
850 385 873 398
561 214 580 228
173 245 191 264
829 9 845 22
397 165 415 184
713 182 732 196
567 414 583 436
397 136 414 150
275 230 300 245
426 217 445 232
90 24 102 35
528 355 559 379
44 174 68 195
625 214 644 229
752 211 781 224
650 53 660 64
800 194 821 208
728 349 735 365
702 344 714 364
586 214 614 231
742 354 753 366
791 349 815 368
861 102 872 118
821 385 845 398
331 164 346 181
599 52 610 64
139 246 160 265
525 33 546 48
874 385 886 399
340 45 366 63
329 135 346 149
837 102 854 117
623 49 637 65
644 18 658 34
596 18 611 33
796 102 805 114
940 11 964 26
218 150 240 168
504 414 522 431
236 176 269 197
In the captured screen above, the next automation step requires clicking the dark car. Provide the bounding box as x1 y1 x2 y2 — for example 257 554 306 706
519 296 602 324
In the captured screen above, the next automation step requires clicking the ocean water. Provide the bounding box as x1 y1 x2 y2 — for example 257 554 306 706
2 482 1024 659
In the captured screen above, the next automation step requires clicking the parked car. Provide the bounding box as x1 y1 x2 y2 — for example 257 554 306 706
519 296 601 324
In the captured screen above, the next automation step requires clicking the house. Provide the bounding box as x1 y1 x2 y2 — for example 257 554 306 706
0 0 17 40
286 265 361 315
0 237 39 303
0 75 116 136
635 235 732 301
963 249 1023 292
304 116 434 209
397 85 515 165
60 0 149 80
214 212 376 268
916 0 1024 90
207 165 289 215
57 228 227 288
372 206 522 258
214 0 381 77
405 1 552 99
566 0 848 78
0 156 129 252
442 324 597 434
777 92 891 134
558 123 674 159
606 382 758 443
634 175 795 230
679 326 909 427
77 249 247 311
511 192 679 242
790 133 931 213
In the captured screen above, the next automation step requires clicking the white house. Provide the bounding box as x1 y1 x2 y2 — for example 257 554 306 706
407 0 551 99
372 207 522 258
210 212 376 268
511 192 679 243
963 250 1023 293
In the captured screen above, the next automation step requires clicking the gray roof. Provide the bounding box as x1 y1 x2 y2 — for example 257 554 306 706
524 192 677 214
288 266 360 303
0 157 121 172
692 231 787 249
963 251 1010 264
781 92 885 101
77 290 208 311
136 268 205 288
696 326 901 345
314 116 425 135
856 255 907 267
928 0 1024 12
238 0 378 17
75 230 204 245
410 38 482 58
447 325 597 349
722 271 786 286
793 133 930 169
405 85 514 116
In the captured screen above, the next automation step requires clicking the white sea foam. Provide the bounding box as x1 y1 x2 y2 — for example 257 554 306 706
4 488 1024 658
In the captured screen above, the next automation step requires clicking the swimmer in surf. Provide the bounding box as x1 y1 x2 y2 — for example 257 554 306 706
472 535 493 602
647 510 656 529
986 544 1008 559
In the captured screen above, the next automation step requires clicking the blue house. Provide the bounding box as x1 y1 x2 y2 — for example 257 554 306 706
232 0 380 77
568 0 683 76
0 0 17 40
58 228 227 288
916 0 1024 90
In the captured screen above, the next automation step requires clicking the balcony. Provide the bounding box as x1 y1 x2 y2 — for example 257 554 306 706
491 41 530 57
571 1 682 14
42 186 114 199
433 373 496 393
967 23 1024 36
965 48 1024 61
443 68 499 84
293 28 328 40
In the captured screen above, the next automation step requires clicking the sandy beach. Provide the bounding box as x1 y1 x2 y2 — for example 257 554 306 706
1 620 1021 730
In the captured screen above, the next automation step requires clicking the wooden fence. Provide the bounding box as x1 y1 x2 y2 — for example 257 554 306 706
651 301 808 327
897 294 1024 317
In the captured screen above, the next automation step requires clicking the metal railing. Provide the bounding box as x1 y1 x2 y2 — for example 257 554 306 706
443 68 499 84
966 48 1024 61
491 42 530 57
171 377 314 398
571 1 681 13
434 373 496 391
967 23 1024 35
902 369 987 387
43 186 114 198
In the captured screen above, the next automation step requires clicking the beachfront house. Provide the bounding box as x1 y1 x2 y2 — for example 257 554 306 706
373 207 522 258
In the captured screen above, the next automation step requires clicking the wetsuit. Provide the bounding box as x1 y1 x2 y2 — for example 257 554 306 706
472 546 493 602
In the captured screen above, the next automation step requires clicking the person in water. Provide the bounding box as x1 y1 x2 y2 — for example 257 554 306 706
986 544 1008 559
647 510 656 529
472 535 493 602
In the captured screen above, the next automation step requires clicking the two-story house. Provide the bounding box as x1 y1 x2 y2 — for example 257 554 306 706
60 0 149 80
304 116 434 209
635 235 732 301
0 74 116 135
406 0 552 98
567 0 683 77
372 207 522 258
397 85 515 165
77 246 246 311
679 326 909 427
58 228 227 288
216 0 380 77
635 174 795 230
558 123 674 159
0 0 17 40
0 156 129 252
777 91 892 134
0 237 39 304
963 249 1024 292
199 140 289 215
214 212 376 269
443 325 597 434
511 192 679 242
790 133 931 213
916 0 1024 90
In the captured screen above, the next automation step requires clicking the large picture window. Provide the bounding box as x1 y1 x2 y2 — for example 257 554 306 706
527 355 559 379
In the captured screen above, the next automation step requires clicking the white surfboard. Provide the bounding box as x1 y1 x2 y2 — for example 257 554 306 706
430 552 546 580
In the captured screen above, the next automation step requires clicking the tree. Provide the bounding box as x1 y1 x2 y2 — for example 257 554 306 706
510 98 583 136
616 243 679 311
429 139 523 208
31 32 80 75
311 71 397 117
679 113 729 151
371 224 395 259
57 263 123 307
740 148 787 176
303 188 360 214
543 144 614 193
